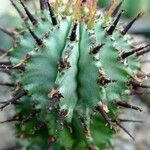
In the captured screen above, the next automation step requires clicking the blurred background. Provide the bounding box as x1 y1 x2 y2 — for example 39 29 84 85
0 0 150 149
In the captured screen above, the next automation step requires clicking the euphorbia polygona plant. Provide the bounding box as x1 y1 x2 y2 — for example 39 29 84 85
0 0 150 149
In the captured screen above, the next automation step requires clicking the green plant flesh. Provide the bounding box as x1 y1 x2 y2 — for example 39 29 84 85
0 0 149 150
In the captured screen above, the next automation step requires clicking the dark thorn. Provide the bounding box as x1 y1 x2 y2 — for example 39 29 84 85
0 113 21 123
48 94 64 112
0 101 9 104
58 59 71 71
134 44 149 52
0 110 39 124
0 64 24 71
70 23 78 41
35 121 47 131
131 91 150 95
121 51 136 59
48 89 64 112
0 47 6 53
58 109 68 128
0 61 11 65
47 1 58 26
22 109 39 123
51 91 64 100
129 81 150 89
0 27 15 37
115 101 142 112
80 116 90 137
114 119 135 140
82 0 87 3
40 0 47 11
90 44 105 54
96 106 112 127
112 0 124 17
20 0 38 25
28 28 43 46
121 45 150 59
0 90 27 110
117 118 143 123
10 0 25 19
121 12 143 35
136 49 150 57
0 51 10 57
48 98 58 112
97 77 116 87
13 54 31 70
0 118 18 124
0 82 15 87
107 10 124 35
0 64 12 70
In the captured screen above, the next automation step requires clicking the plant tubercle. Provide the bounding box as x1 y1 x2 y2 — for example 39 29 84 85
0 0 150 149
